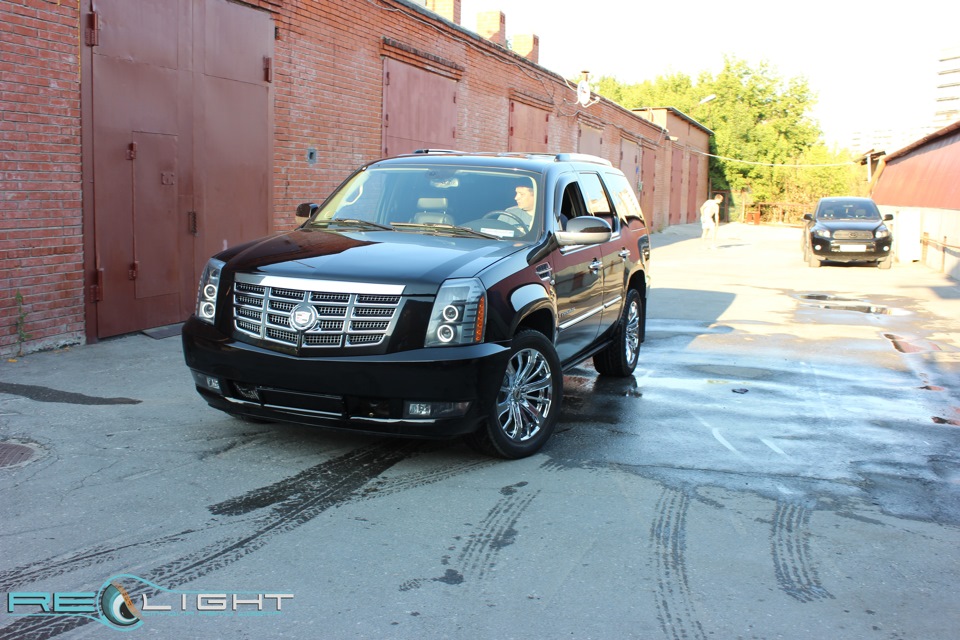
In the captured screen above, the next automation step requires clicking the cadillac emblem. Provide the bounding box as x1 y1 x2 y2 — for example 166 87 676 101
289 303 318 331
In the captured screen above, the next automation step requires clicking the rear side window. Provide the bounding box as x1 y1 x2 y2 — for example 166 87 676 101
578 172 617 232
602 173 645 225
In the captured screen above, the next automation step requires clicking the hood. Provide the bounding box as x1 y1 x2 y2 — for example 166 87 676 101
814 219 885 231
219 228 527 295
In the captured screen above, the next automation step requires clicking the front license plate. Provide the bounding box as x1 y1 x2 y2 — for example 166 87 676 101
839 245 867 252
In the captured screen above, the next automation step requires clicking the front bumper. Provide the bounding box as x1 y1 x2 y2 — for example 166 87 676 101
182 317 511 438
809 236 892 262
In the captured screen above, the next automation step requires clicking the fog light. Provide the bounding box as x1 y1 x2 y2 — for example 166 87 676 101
404 401 471 419
813 244 822 251
192 371 222 393
883 246 890 252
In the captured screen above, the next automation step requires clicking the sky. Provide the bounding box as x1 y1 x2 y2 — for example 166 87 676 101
457 0 958 148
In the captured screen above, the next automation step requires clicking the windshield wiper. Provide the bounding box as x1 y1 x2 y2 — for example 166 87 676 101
390 222 499 239
310 218 392 231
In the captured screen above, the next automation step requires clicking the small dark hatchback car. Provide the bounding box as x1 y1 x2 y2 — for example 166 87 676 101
802 196 893 268
182 152 651 458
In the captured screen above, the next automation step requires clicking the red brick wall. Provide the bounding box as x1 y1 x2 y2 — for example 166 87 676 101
0 0 83 356
261 0 665 230
1 0 669 356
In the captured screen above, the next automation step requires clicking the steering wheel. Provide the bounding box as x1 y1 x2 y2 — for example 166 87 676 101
482 210 527 228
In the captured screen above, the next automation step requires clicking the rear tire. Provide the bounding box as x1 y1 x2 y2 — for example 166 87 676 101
464 330 562 459
593 289 642 376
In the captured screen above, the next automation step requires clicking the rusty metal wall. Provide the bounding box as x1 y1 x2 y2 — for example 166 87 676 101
873 127 960 210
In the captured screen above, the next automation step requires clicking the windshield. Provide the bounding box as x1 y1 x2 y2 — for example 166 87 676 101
307 166 542 240
816 201 881 220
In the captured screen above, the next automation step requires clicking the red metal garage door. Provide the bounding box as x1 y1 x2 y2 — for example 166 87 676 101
83 0 273 339
579 123 603 157
509 101 549 152
382 58 458 157
640 143 656 224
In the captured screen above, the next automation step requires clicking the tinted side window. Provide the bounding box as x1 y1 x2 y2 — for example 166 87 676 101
558 181 588 229
578 172 617 231
602 173 645 226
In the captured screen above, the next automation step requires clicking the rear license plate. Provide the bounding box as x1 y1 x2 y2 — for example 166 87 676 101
839 245 867 252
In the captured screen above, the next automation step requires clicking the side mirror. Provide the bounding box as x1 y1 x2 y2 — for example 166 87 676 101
556 216 612 247
802 213 814 221
883 213 893 221
296 202 319 222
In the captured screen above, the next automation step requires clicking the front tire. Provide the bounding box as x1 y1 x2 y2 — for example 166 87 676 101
465 330 562 459
806 246 821 268
593 289 642 376
878 256 892 269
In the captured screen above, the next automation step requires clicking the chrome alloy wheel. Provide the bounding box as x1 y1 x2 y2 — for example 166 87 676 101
495 347 555 442
624 298 640 365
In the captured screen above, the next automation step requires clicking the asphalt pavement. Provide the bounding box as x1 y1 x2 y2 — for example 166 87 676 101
1 222 959 640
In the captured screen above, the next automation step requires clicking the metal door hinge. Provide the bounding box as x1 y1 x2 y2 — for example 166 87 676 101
88 268 104 302
263 57 273 83
85 11 100 47
129 261 139 281
127 142 137 160
187 210 198 235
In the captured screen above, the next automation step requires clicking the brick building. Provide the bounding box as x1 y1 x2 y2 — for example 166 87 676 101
1 0 706 356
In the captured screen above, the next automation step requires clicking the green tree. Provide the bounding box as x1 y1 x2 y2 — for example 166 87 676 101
595 57 862 209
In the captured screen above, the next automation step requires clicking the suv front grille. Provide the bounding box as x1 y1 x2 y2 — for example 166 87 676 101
833 230 873 240
232 274 404 349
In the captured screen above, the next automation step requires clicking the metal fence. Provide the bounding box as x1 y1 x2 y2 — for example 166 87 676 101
743 202 812 226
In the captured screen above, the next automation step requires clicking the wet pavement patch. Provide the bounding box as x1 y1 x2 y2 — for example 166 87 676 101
795 293 890 315
690 365 772 379
0 382 141 405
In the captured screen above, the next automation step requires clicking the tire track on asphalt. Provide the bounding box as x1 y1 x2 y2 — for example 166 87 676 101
650 487 706 640
0 441 419 639
399 481 539 590
770 500 834 602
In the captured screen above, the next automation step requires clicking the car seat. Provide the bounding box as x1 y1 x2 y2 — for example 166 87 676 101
412 197 453 225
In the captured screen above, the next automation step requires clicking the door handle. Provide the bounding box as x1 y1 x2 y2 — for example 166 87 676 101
589 259 602 273
618 249 630 260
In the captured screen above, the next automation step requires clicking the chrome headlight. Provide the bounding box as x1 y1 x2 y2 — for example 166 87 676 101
195 258 225 324
425 278 486 347
813 227 831 239
875 226 891 239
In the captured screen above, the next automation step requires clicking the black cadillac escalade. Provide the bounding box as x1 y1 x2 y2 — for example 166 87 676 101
182 152 651 458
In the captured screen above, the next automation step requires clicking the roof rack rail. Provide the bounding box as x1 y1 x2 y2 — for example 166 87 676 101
554 153 612 166
409 149 463 155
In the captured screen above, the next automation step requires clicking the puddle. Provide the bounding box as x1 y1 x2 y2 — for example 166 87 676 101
795 293 890 315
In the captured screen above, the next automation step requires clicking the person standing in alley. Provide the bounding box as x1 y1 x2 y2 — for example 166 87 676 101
700 193 723 246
